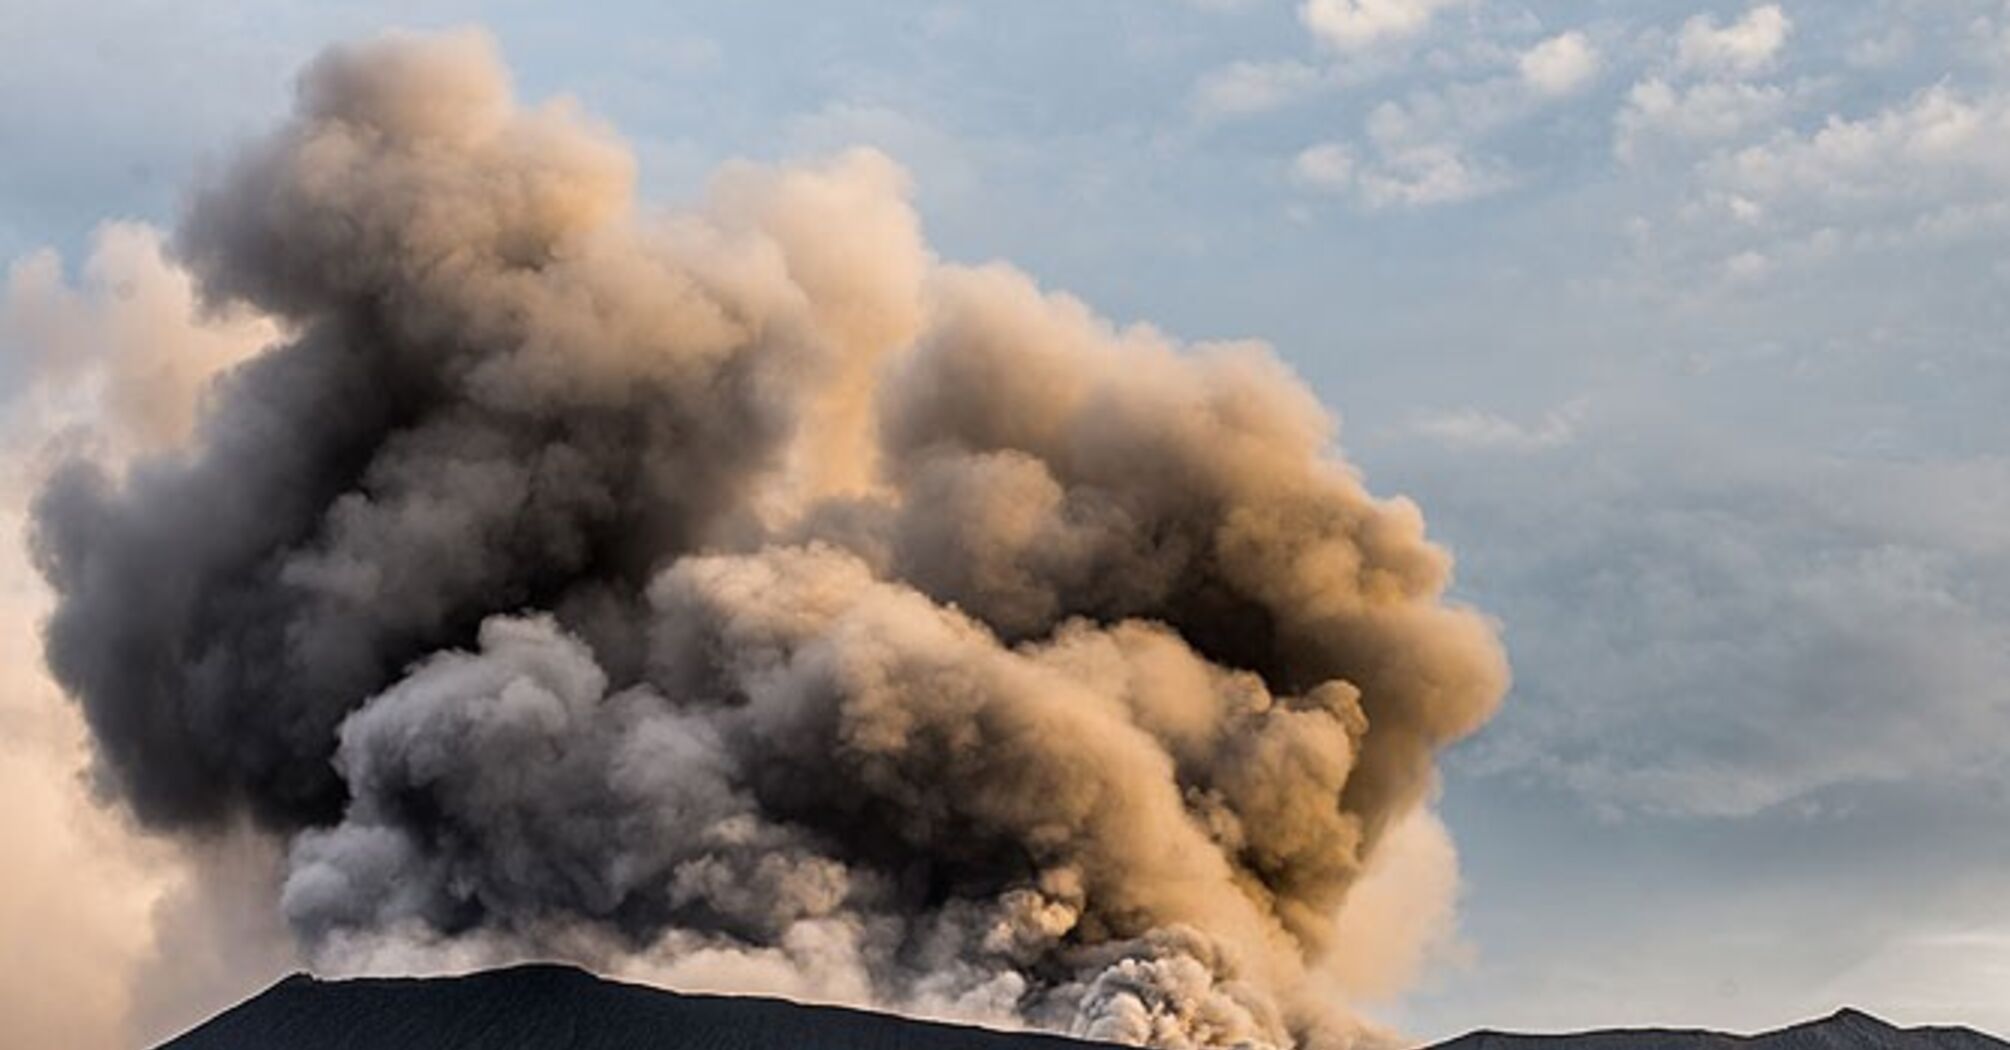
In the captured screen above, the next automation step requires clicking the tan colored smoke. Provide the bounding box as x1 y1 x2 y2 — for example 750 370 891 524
24 29 1507 1049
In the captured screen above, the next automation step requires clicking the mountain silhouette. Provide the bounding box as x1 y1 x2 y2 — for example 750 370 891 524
155 964 2009 1050
1434 1008 2006 1050
154 964 1106 1050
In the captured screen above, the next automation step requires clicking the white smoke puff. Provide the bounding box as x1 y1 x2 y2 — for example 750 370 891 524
31 28 1510 1049
1061 927 1284 1049
635 918 886 1008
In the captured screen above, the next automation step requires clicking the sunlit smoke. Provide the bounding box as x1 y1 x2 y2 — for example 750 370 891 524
29 30 1506 1049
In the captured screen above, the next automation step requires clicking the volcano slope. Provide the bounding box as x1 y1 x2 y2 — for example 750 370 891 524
155 964 1110 1050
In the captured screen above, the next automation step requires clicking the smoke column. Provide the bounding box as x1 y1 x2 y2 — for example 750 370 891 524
31 30 1507 1049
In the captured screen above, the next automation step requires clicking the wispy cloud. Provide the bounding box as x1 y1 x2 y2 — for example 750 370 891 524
1518 31 1601 97
1191 60 1323 119
1407 401 1585 451
1676 5 1793 78
1299 0 1464 53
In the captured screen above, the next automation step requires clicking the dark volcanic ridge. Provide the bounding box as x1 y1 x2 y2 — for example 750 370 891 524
156 964 2009 1050
1438 1008 2007 1050
156 964 1112 1050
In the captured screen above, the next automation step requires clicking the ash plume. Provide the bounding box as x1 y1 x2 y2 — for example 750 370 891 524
30 30 1507 1049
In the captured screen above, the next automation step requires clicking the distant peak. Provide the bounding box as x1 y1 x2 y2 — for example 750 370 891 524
1823 1007 1896 1028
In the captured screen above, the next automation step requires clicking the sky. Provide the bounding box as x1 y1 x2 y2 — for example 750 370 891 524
2 0 2008 1043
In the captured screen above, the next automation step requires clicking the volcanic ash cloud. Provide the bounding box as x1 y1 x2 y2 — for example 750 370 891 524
31 29 1507 1050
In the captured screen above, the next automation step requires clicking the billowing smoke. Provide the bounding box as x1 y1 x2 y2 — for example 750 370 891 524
31 30 1506 1049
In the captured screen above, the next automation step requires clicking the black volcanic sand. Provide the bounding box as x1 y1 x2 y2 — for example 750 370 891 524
157 964 2010 1050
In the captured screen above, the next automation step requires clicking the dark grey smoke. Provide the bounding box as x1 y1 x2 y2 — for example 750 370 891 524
32 30 1508 1049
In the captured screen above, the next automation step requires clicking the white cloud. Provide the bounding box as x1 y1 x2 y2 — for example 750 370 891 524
1715 84 2010 205
1292 138 1506 208
1676 4 1793 78
1290 142 1358 190
1299 0 1462 52
1289 35 1597 214
1191 60 1323 119
1359 143 1508 206
1666 83 2010 271
1518 30 1600 97
1409 402 1584 451
1844 23 1912 70
1721 248 1774 283
1613 30 2010 289
1614 77 1796 161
